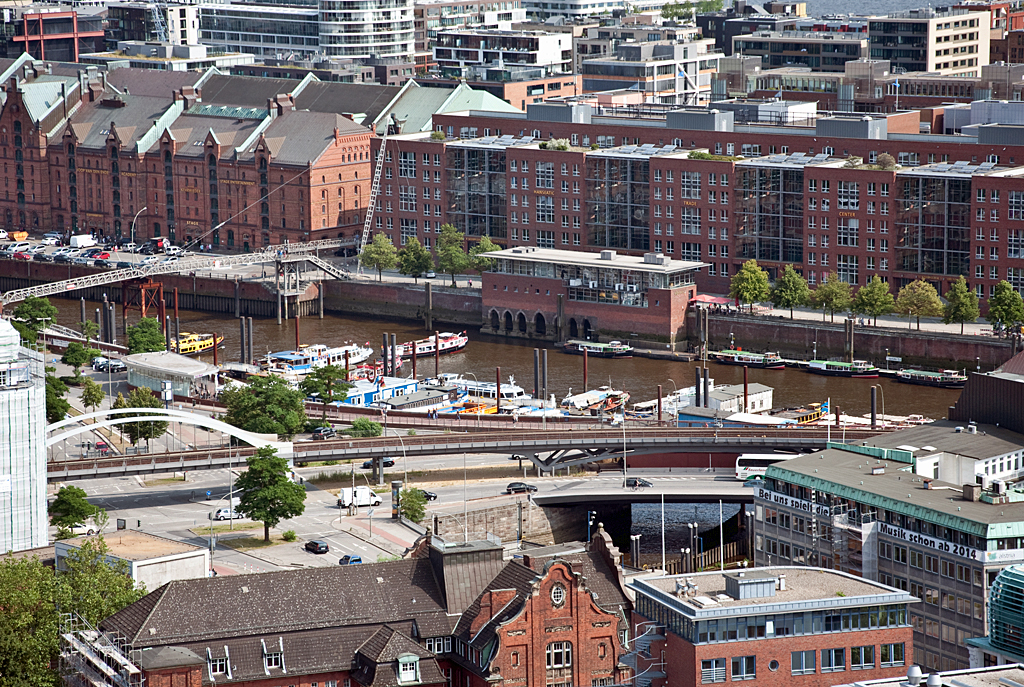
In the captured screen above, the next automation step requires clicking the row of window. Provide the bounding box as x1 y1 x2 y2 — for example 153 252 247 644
699 645 904 683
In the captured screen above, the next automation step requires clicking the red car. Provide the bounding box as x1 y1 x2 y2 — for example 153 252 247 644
95 251 110 260
12 251 32 260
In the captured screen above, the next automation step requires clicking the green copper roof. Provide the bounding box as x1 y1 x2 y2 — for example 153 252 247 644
765 447 1024 541
988 565 1024 657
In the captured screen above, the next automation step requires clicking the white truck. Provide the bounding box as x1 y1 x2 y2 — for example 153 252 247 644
69 234 97 249
337 486 382 508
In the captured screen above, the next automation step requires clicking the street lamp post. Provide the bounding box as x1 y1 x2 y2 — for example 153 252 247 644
885 348 889 370
387 428 408 486
465 372 479 427
129 206 147 247
812 340 817 359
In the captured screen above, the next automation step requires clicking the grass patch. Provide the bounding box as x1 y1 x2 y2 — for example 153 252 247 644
145 476 186 486
219 533 292 550
188 522 257 536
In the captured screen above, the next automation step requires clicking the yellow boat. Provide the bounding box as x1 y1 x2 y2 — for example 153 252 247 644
171 332 225 356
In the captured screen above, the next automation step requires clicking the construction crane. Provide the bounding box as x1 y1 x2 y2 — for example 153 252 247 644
0 238 348 306
356 114 396 277
150 2 168 42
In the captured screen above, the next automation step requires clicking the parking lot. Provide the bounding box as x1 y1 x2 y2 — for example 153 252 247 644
0 231 195 268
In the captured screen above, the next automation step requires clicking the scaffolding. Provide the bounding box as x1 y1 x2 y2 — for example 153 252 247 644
59 612 144 687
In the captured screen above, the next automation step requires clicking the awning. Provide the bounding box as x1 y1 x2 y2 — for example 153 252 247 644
689 294 733 305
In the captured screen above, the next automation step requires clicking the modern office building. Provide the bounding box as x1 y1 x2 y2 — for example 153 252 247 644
0 317 47 553
867 8 991 77
0 6 105 62
433 28 573 75
198 2 320 59
319 0 415 59
581 38 720 105
414 0 526 52
732 31 870 72
573 22 703 72
107 1 201 46
628 567 917 687
966 565 1024 667
752 414 1024 672
80 41 255 71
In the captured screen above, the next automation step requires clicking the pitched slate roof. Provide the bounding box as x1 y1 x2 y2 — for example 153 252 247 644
106 69 205 98
292 81 400 124
60 92 172 150
452 560 538 648
200 74 302 108
353 626 447 687
160 114 263 158
101 558 453 647
428 540 507 615
549 551 630 616
247 110 369 166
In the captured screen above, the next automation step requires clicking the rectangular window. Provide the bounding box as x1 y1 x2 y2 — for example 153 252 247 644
910 549 924 569
731 656 755 681
821 649 845 673
926 555 939 574
851 646 874 670
210 657 227 674
838 218 859 246
536 162 554 189
881 643 905 668
838 181 860 210
702 658 726 683
1010 191 1024 220
546 642 572 669
265 653 283 670
536 196 554 223
399 151 416 178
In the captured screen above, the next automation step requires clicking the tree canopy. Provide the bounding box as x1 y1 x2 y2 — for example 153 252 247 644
811 272 853 323
852 275 896 325
470 235 501 274
45 373 70 424
895 279 943 330
234 447 307 541
112 387 169 447
11 296 58 344
729 259 770 312
986 280 1024 329
221 375 307 439
436 224 472 286
79 320 99 343
399 487 427 523
769 265 810 318
48 485 98 532
348 417 383 437
396 237 433 283
126 317 165 354
359 232 398 281
80 378 105 414
942 275 980 335
299 364 351 423
660 1 695 21
61 342 100 376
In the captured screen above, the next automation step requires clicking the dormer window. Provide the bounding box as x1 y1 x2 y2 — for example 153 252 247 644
397 654 419 684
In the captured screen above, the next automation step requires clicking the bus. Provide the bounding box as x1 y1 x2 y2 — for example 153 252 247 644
735 453 804 481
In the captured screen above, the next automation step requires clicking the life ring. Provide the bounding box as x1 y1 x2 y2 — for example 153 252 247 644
367 368 377 383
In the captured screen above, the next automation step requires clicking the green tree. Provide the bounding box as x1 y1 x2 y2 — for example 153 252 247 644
359 232 398 281
876 153 897 170
234 446 307 542
221 375 307 439
348 417 383 437
661 1 694 20
896 279 943 330
436 223 472 286
986 280 1024 330
79 319 99 344
769 265 810 318
126 317 165 354
943 275 980 335
811 272 853 323
852 275 896 325
299 364 352 423
79 377 105 415
399 487 427 523
61 341 100 376
0 554 59 687
118 386 169 447
11 295 58 344
695 0 723 12
729 259 770 312
55 536 146 626
45 373 70 424
49 485 98 531
396 236 433 283
469 235 501 274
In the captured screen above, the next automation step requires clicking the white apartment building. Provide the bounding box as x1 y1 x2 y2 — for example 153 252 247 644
433 28 572 74
415 0 527 52
0 318 47 553
581 37 720 105
319 0 415 59
868 7 991 77
523 0 676 21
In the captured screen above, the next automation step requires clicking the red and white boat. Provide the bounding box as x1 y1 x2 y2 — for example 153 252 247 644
348 358 402 383
389 331 468 359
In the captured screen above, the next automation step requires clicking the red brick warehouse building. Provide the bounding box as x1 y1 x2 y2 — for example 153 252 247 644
628 567 917 687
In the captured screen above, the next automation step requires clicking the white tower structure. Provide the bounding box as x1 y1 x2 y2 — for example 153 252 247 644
319 0 415 59
0 318 47 553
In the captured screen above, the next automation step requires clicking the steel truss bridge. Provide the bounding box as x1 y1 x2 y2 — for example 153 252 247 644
1 238 351 305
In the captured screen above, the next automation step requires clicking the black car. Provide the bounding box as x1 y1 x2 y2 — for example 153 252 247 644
418 489 438 501
304 540 329 554
361 458 396 469
312 426 337 440
626 477 653 489
54 254 72 264
509 454 526 461
33 253 52 262
139 245 156 255
506 482 538 494
117 261 133 269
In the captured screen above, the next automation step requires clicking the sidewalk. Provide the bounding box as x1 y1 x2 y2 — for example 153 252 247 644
333 510 419 557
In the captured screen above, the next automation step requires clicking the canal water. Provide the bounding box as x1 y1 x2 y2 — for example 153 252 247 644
56 298 962 419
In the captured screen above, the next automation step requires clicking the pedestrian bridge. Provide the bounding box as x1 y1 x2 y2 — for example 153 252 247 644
46 426 884 482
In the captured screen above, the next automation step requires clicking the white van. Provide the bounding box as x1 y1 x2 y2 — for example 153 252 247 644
337 486 382 508
69 234 97 249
